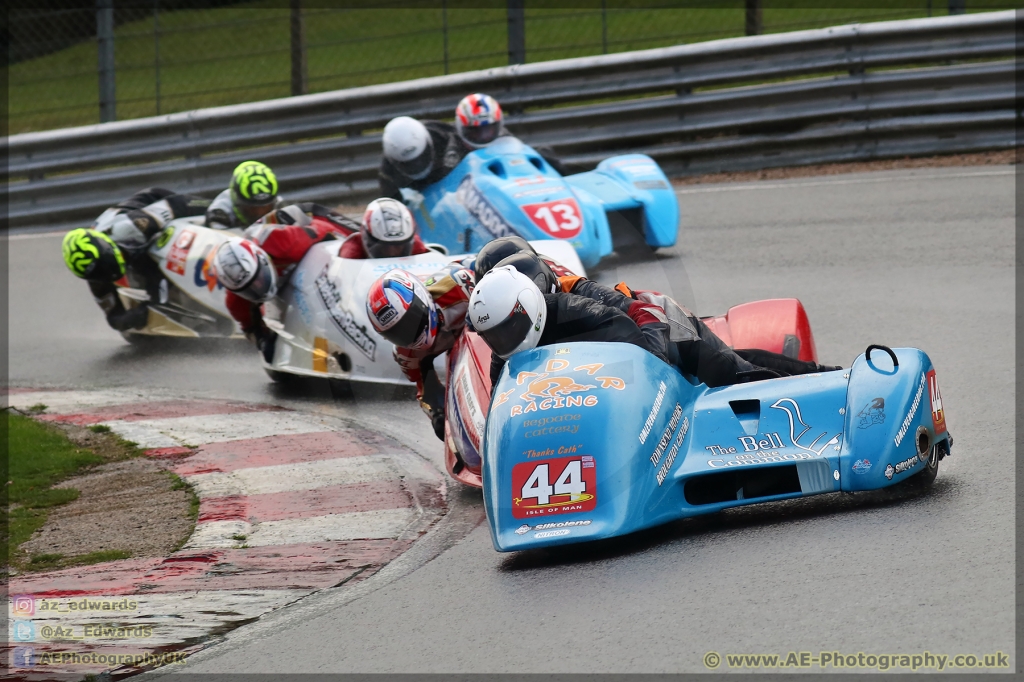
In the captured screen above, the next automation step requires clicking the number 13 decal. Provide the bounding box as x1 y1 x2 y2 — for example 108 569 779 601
511 456 597 518
522 199 583 239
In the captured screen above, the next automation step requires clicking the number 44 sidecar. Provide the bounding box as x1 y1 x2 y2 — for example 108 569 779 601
482 342 951 552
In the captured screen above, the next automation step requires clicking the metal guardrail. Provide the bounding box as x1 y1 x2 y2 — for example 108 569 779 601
6 10 1017 232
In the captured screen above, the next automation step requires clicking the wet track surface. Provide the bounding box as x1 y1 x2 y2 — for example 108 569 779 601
10 166 1014 673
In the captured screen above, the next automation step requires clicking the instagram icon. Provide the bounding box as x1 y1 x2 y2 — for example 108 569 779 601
11 596 34 617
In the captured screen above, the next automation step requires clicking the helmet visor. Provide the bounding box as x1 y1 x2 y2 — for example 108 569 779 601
364 234 413 259
478 299 536 358
463 122 501 146
233 259 276 302
395 150 433 181
237 202 276 226
381 296 430 348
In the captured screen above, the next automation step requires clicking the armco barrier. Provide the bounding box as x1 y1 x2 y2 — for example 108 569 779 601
6 10 1016 232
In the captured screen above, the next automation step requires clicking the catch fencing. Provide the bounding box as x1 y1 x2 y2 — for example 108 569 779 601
6 10 1017 232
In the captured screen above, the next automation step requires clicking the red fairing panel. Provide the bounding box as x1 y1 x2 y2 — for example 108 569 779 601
443 331 493 488
702 298 818 363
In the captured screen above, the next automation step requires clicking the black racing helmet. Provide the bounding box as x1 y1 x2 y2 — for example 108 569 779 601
492 251 558 294
474 235 536 284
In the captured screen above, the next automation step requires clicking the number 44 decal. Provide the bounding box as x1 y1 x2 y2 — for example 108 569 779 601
511 456 597 518
521 199 583 239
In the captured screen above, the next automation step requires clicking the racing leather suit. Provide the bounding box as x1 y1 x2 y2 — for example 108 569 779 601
489 277 836 389
224 204 358 356
489 292 655 386
378 121 468 201
88 188 211 331
337 233 432 259
391 261 477 440
205 188 285 230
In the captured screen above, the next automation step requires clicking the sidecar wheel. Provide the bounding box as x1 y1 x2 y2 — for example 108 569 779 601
901 441 942 490
264 368 295 384
121 332 153 346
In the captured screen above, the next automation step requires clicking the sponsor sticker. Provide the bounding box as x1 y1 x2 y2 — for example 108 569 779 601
639 381 667 444
515 519 592 535
511 456 597 519
927 369 946 434
314 265 377 360
884 454 920 480
852 458 872 474
165 229 195 276
534 529 571 539
894 374 927 448
507 359 625 417
856 397 885 429
633 179 668 190
455 176 517 239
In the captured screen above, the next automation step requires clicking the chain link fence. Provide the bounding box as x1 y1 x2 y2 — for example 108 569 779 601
7 0 1013 134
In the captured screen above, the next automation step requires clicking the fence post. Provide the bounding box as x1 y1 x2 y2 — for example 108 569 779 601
507 0 526 65
97 0 116 123
154 0 162 115
601 0 608 54
290 0 307 96
745 0 762 36
948 0 966 14
442 0 449 75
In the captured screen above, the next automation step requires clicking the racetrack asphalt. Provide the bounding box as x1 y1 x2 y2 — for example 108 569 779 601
10 165 1015 674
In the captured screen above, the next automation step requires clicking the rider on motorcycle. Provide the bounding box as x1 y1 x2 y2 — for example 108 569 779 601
454 93 568 175
205 160 284 229
470 259 842 388
378 117 468 202
62 188 211 331
338 198 432 259
365 263 476 440
213 203 359 359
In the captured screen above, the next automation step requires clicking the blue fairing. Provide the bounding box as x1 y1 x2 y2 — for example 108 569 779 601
406 137 678 269
482 343 948 552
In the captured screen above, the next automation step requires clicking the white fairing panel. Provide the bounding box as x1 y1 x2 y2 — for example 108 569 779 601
265 239 583 385
147 219 239 319
528 239 587 278
268 245 455 384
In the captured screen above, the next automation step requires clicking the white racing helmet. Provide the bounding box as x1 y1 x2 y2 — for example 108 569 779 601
468 265 546 359
213 237 277 303
362 198 416 258
382 117 434 181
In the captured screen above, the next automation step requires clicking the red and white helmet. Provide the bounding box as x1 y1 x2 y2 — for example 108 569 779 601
213 237 277 303
455 93 504 148
362 198 416 258
366 269 439 350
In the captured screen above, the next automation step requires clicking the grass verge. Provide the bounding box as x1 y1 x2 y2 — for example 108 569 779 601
3 413 141 571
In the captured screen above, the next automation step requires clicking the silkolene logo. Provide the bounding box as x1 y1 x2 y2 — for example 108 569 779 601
511 455 596 519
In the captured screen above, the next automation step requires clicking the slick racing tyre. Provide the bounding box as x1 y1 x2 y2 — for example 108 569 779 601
901 438 944 491
121 331 154 346
264 367 296 384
